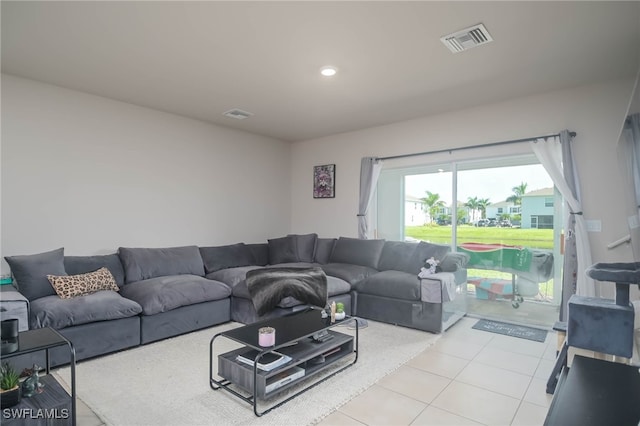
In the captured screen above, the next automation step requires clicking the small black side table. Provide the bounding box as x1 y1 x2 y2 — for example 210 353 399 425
2 327 76 426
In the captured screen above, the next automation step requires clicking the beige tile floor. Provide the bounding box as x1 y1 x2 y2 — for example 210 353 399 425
318 317 557 426
71 316 558 426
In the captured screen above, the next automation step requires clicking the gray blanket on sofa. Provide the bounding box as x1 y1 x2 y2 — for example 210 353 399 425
245 267 328 316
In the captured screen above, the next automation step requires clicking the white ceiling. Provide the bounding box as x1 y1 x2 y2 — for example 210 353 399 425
2 1 639 142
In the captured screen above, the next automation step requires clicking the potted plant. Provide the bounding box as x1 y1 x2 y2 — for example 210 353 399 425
1 362 21 409
335 302 346 320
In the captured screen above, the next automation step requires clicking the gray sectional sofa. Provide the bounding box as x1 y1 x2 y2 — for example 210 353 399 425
3 234 468 367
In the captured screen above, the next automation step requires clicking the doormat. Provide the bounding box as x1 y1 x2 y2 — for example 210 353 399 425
472 319 548 342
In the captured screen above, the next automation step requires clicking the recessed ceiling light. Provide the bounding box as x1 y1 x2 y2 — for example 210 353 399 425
320 66 337 77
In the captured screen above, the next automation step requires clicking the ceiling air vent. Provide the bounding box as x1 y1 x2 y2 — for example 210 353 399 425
223 109 254 120
440 23 493 53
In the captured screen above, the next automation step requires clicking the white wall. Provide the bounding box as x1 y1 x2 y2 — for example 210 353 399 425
1 75 291 270
291 78 637 294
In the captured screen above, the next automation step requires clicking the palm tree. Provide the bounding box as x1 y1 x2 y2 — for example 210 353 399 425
506 182 528 206
477 198 491 219
464 196 479 223
421 191 445 224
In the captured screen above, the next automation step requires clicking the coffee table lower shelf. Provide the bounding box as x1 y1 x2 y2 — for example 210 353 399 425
210 326 358 416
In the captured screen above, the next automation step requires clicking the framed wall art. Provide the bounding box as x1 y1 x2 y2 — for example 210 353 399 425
313 164 335 198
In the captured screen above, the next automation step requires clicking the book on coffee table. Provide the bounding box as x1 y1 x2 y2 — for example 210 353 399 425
236 350 292 371
264 366 305 394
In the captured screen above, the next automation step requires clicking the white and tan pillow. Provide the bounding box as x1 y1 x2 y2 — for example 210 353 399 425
47 267 119 299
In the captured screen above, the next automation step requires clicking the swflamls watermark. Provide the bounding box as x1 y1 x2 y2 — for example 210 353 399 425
2 408 69 419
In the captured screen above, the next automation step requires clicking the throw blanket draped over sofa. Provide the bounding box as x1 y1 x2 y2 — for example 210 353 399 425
246 267 328 315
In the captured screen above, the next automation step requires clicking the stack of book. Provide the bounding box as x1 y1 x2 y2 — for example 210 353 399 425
236 350 292 371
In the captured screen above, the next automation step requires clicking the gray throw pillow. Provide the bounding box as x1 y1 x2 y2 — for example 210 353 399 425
5 248 66 301
247 243 269 266
439 252 470 272
199 243 256 274
288 233 318 263
268 236 299 264
314 238 336 264
329 237 386 269
405 241 451 274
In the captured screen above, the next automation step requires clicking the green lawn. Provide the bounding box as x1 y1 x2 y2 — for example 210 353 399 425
405 225 554 249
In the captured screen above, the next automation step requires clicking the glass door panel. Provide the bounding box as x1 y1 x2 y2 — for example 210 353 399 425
376 155 561 327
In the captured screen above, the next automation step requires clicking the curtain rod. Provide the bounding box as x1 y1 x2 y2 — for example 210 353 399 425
378 131 577 161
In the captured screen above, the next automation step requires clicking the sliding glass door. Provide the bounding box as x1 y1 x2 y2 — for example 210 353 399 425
376 154 561 327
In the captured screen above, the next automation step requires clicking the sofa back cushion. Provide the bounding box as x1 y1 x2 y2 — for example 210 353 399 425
199 243 256 274
328 237 385 269
405 241 451 274
64 254 126 286
247 243 269 266
377 241 418 272
314 238 336 264
5 248 66 301
118 246 205 283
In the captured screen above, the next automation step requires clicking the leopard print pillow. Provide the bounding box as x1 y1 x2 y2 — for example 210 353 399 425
47 267 119 299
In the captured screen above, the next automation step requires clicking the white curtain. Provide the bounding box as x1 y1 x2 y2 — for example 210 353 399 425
358 157 383 239
624 114 640 212
620 113 640 259
531 131 595 320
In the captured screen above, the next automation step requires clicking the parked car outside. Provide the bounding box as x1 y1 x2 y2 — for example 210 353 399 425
475 219 489 227
499 220 512 228
487 218 497 227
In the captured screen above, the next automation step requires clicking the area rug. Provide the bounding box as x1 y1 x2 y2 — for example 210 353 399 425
55 320 440 426
472 319 548 342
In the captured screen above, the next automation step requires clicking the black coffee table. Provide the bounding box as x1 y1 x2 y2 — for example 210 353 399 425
209 307 358 416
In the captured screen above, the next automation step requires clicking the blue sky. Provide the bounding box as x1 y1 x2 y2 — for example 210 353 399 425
405 164 553 206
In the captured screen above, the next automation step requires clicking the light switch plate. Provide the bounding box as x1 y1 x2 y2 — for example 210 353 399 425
585 219 602 232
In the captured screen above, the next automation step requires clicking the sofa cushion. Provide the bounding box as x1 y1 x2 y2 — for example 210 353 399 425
377 241 418 272
439 252 470 272
406 241 451 275
355 270 421 301
268 236 299 264
47 267 119 299
321 263 378 285
30 291 142 329
64 254 126 286
199 243 255 274
247 243 269 266
314 238 336 264
288 233 318 263
118 246 205 283
329 237 385 269
5 248 66 301
206 265 263 290
326 275 351 296
119 275 231 315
